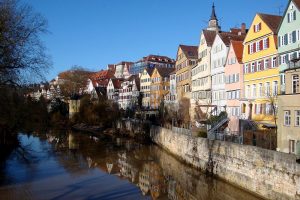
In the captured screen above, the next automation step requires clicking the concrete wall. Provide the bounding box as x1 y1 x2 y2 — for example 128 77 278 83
150 126 300 200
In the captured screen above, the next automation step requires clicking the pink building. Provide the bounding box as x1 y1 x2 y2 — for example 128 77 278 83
224 40 244 132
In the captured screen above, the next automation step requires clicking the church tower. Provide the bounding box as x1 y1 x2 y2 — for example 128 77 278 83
207 3 221 32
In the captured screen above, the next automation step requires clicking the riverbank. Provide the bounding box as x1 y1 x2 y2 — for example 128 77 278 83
150 125 300 200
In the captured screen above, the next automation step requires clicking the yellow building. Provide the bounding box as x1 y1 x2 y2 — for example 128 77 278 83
175 45 198 101
242 13 282 125
150 67 175 109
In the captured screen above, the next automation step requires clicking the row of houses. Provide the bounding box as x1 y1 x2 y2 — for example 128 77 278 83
40 1 300 155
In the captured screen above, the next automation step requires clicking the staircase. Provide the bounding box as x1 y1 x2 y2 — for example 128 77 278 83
207 116 229 140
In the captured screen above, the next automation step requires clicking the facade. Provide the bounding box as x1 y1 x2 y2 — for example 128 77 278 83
277 0 300 94
211 31 245 115
140 68 154 109
191 4 220 122
225 40 244 131
242 13 282 124
107 78 123 102
150 67 175 109
164 72 177 107
175 45 198 101
114 62 133 79
277 65 300 155
129 55 175 75
118 75 140 110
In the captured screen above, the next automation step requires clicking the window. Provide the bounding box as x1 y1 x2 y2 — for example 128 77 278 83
284 110 291 126
252 84 256 98
292 74 299 94
289 140 295 154
254 23 261 32
272 57 276 68
265 82 270 96
246 85 251 98
251 62 255 72
249 43 254 54
281 55 286 64
244 64 249 73
257 61 261 71
295 110 300 126
258 83 263 97
273 81 278 96
264 59 269 69
263 38 269 49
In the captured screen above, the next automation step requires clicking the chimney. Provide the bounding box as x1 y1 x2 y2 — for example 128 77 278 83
241 23 246 34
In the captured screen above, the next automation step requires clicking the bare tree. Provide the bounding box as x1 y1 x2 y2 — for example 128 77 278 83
0 0 51 86
178 97 190 128
59 66 93 98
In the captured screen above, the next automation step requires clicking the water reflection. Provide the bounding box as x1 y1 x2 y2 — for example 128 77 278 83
0 131 263 200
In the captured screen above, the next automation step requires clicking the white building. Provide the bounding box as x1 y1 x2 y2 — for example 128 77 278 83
114 62 133 79
118 75 140 110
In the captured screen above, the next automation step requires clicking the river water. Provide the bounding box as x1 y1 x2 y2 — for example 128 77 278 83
0 131 263 200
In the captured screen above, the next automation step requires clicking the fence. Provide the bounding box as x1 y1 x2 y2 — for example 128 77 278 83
243 130 277 150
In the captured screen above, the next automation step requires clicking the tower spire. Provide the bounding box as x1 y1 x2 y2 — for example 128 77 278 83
207 2 220 32
210 2 217 21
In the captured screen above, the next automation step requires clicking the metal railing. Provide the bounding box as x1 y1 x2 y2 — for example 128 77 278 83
208 131 243 144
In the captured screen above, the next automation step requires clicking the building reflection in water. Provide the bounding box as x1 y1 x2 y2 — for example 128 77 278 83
42 131 262 200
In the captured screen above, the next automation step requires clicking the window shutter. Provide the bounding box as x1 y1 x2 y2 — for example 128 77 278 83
266 37 270 48
253 43 256 53
259 23 262 31
268 59 272 68
261 59 264 70
254 62 257 72
285 34 288 45
260 40 263 50
248 45 250 54
294 10 296 20
278 36 281 47
293 31 297 43
253 25 256 32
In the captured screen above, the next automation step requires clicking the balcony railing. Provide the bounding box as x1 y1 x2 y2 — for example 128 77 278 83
286 58 300 71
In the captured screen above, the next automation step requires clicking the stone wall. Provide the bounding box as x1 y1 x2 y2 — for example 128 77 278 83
150 126 300 200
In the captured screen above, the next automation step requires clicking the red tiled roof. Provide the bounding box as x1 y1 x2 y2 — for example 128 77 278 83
179 45 198 59
294 0 300 9
218 32 246 46
92 79 109 88
202 30 217 46
156 67 175 78
111 79 123 89
231 40 244 63
90 70 115 80
258 13 282 33
139 55 175 64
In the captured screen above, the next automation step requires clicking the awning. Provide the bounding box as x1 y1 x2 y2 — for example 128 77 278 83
257 122 277 129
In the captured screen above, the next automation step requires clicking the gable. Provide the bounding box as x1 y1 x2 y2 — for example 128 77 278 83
244 14 273 44
278 0 300 35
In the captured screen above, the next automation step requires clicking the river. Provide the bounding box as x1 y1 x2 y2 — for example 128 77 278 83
0 131 263 200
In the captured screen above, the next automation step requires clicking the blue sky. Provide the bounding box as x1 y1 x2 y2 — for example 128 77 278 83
23 0 287 81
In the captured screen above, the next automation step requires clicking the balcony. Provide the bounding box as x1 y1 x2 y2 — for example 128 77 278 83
286 58 300 71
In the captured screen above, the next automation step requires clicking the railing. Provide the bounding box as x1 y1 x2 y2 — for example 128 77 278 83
208 131 243 144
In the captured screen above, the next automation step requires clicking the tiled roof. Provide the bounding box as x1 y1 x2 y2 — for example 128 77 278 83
116 61 134 66
218 32 246 46
90 70 115 80
231 40 244 63
111 78 123 89
139 55 175 63
145 67 154 76
202 30 217 46
179 45 198 59
258 13 282 33
294 0 300 9
156 67 175 78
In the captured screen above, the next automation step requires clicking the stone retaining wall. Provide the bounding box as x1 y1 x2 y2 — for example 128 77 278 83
150 126 300 200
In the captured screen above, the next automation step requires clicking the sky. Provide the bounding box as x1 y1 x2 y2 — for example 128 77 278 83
22 0 287 81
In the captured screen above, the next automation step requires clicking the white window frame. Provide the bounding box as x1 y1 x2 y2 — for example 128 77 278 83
284 110 291 126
